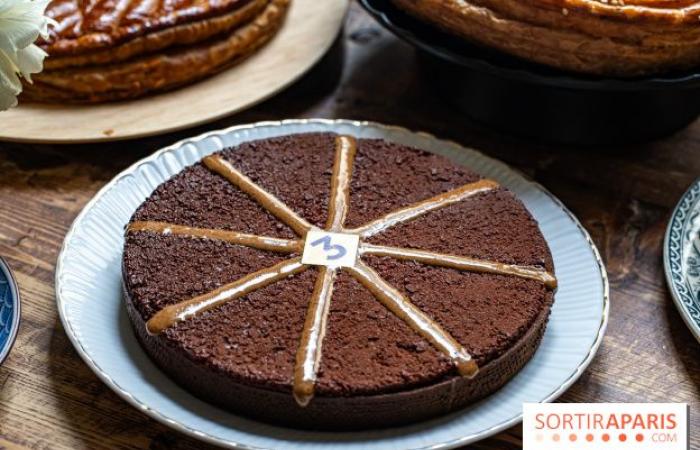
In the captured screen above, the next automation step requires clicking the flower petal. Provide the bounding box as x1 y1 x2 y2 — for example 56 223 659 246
0 0 53 109
0 49 22 92
0 0 50 50
0 48 21 109
15 42 46 82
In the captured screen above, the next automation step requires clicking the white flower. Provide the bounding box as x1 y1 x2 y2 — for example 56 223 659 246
0 0 54 110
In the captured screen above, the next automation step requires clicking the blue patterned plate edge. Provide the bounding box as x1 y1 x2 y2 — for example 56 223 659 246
664 178 700 343
0 256 21 365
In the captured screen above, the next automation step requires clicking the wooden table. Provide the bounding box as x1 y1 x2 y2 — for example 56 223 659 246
1 4 699 449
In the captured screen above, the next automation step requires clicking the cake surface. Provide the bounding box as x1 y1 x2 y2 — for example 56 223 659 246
23 0 289 103
122 132 556 429
41 0 254 56
391 0 700 76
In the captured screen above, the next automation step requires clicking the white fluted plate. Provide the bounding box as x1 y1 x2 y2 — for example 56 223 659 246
56 119 609 450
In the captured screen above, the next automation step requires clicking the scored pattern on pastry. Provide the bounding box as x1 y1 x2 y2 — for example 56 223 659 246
127 135 557 406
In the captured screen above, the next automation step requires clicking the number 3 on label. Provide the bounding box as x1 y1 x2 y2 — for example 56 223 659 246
310 235 347 261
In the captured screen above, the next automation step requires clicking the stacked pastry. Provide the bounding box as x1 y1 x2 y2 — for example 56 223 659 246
23 0 290 103
391 0 700 76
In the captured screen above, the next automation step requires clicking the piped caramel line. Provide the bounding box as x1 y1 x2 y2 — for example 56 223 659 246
291 136 357 406
146 258 308 335
293 267 336 407
361 244 557 289
203 155 313 236
347 179 499 238
326 135 357 231
127 221 303 253
347 261 479 378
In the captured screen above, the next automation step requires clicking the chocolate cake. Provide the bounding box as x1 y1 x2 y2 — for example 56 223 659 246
122 132 557 430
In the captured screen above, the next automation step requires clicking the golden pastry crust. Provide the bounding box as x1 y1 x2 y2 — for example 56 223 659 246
42 0 255 56
45 0 268 69
23 0 289 103
391 0 700 76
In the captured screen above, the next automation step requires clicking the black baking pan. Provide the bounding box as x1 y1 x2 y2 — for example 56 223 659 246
360 0 700 146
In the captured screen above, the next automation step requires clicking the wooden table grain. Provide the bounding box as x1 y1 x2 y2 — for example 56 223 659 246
1 4 699 449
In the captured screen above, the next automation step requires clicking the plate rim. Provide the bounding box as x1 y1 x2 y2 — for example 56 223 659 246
664 177 700 343
0 256 21 366
55 118 609 450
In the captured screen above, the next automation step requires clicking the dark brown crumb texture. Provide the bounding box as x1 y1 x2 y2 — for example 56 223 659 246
122 132 554 428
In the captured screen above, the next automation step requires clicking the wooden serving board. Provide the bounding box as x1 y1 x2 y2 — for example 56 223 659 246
0 0 349 144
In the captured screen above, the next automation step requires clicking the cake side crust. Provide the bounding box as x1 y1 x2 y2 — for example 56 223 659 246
123 273 553 430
